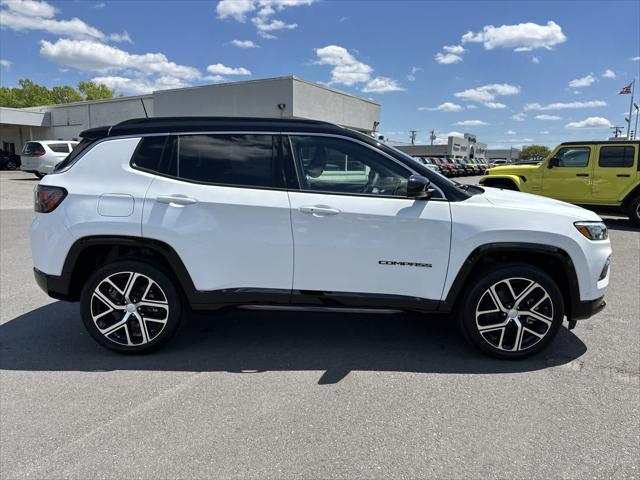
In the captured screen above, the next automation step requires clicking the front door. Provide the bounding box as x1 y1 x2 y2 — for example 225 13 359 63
542 145 593 202
286 134 452 306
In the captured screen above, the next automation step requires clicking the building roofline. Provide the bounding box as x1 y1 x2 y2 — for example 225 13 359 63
20 94 153 111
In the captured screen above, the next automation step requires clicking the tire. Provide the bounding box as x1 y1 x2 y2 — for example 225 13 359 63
80 260 183 353
625 193 640 226
6 160 18 170
459 263 565 359
35 172 45 179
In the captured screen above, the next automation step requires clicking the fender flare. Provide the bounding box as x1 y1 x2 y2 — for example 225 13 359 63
479 174 523 190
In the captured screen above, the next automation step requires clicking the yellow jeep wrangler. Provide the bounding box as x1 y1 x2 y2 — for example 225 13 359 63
480 140 640 225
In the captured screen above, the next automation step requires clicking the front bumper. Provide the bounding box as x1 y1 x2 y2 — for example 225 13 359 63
572 295 606 320
34 268 73 301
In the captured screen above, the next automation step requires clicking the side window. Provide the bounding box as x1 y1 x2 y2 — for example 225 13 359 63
131 135 168 172
177 134 282 188
553 147 590 167
49 143 71 153
289 135 412 197
598 146 635 168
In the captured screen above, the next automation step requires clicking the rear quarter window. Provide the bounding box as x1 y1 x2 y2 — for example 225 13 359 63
21 142 44 155
598 146 635 168
130 136 168 172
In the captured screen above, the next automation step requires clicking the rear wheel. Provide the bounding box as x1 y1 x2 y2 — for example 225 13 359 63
5 160 18 170
80 260 183 353
35 172 45 179
625 193 640 226
459 263 564 359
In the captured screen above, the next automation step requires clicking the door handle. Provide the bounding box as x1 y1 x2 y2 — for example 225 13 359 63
575 173 589 177
156 195 198 206
299 205 341 216
616 174 631 177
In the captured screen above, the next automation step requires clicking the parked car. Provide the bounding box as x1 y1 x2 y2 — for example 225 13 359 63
453 158 474 176
0 149 20 170
31 117 610 358
491 159 511 166
414 157 443 175
431 158 457 177
480 140 640 225
20 140 79 178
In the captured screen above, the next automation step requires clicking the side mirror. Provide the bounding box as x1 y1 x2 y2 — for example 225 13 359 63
548 157 560 168
407 174 433 200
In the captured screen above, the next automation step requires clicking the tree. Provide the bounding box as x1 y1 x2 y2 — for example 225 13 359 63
51 85 83 104
77 81 115 100
0 79 115 108
520 145 550 161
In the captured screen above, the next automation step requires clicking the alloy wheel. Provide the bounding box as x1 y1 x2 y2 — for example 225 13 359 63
475 277 554 352
91 271 170 346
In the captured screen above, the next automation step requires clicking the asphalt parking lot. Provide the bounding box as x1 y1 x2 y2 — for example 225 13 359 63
1 170 638 479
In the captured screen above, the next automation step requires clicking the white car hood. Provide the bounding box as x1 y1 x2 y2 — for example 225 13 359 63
478 186 601 221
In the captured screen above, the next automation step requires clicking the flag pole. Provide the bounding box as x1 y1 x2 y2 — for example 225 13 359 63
627 79 635 139
634 103 639 140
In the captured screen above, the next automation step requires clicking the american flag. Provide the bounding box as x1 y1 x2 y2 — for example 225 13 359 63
619 83 632 94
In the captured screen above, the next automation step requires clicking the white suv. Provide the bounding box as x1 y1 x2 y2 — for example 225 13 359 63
20 140 78 178
30 118 611 358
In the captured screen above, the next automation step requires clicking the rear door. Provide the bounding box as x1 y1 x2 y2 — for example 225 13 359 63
592 144 638 203
286 134 451 306
142 133 293 298
541 145 593 202
43 142 72 173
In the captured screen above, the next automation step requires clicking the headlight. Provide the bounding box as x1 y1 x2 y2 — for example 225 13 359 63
574 221 608 240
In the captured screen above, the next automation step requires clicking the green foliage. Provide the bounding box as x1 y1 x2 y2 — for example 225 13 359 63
77 81 115 100
521 145 551 161
0 79 115 108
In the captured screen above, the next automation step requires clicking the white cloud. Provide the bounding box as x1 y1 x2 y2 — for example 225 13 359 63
512 113 526 121
506 130 516 135
93 2 106 8
419 102 463 112
230 39 259 48
0 58 11 68
108 32 132 43
565 116 612 129
407 66 422 81
532 56 540 64
216 0 315 38
568 73 596 88
524 100 607 111
435 52 462 64
443 45 465 54
314 45 372 86
631 56 640 61
535 114 562 120
461 21 567 51
362 77 404 93
454 83 520 108
206 63 251 75
91 75 192 95
602 69 616 79
540 130 550 134
40 39 201 79
454 120 489 126
0 0 131 42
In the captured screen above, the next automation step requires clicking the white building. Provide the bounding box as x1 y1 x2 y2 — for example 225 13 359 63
0 76 380 154
391 133 487 161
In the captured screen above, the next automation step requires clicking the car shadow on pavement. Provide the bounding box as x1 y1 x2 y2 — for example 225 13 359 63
0 301 587 384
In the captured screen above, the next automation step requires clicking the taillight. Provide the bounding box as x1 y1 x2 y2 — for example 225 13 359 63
33 149 45 157
34 185 67 213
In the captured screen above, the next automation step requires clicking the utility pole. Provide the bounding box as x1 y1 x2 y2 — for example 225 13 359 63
409 130 417 145
610 126 624 138
429 129 436 145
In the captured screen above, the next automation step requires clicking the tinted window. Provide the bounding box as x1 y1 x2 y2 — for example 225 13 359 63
131 136 168 172
22 142 44 155
290 135 412 197
177 134 281 188
598 146 635 168
554 147 590 167
49 143 70 153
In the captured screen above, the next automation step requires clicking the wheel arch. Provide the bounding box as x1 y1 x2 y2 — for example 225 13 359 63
621 181 640 205
479 175 522 190
439 243 580 319
60 236 196 303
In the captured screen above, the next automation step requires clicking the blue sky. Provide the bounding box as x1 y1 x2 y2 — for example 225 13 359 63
1 0 639 147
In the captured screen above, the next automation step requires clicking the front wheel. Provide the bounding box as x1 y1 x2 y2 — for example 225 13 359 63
459 263 565 359
80 260 183 353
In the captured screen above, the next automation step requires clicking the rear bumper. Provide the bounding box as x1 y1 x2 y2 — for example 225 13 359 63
572 296 606 320
34 268 73 301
